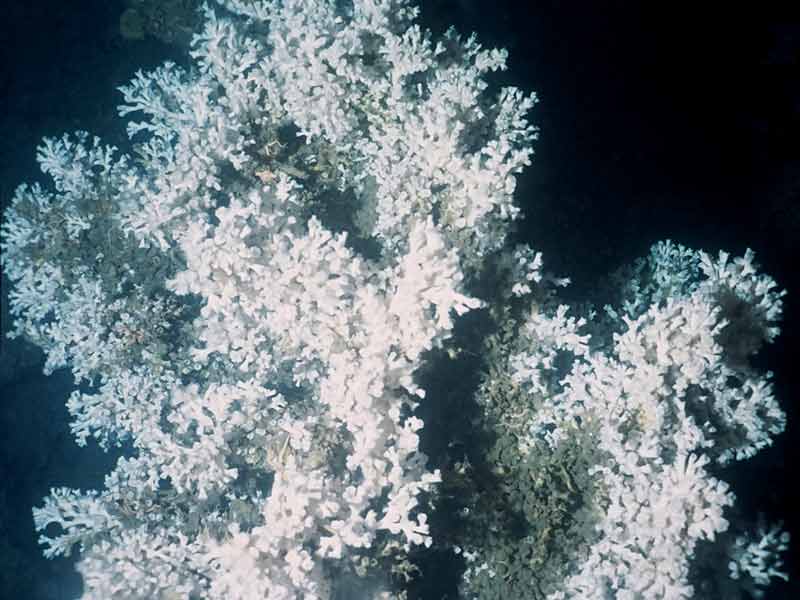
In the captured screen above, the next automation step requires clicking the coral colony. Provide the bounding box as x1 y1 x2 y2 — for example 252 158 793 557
0 1 790 598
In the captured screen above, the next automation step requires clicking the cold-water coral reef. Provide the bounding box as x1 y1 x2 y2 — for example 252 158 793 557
1 1 789 598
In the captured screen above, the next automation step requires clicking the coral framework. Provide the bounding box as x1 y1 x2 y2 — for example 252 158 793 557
0 1 790 598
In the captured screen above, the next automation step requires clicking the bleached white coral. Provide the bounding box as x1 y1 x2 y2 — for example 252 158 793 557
4 1 519 596
500 245 787 599
728 523 790 598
